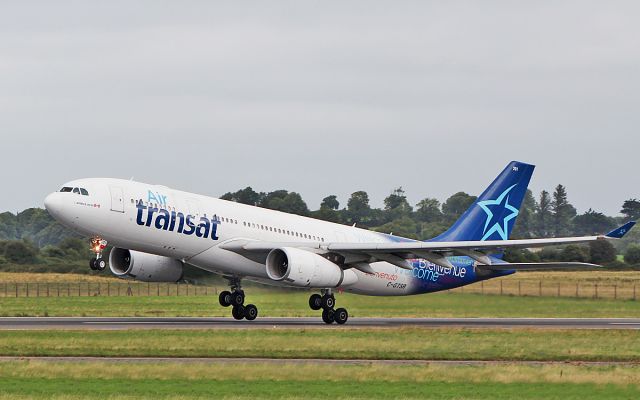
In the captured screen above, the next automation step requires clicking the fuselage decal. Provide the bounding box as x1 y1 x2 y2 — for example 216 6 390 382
135 202 219 240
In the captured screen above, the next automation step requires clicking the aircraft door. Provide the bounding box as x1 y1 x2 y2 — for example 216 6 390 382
109 186 125 213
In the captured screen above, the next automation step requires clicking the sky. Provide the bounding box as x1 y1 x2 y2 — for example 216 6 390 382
1 1 639 216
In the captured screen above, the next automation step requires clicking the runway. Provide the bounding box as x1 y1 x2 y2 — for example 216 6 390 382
1 317 640 329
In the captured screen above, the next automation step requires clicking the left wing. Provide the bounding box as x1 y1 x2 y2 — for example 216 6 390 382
221 221 636 270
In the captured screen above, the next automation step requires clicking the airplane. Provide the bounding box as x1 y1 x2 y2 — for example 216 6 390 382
43 161 636 324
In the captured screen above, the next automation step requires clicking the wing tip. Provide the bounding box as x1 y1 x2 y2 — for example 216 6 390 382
605 221 636 239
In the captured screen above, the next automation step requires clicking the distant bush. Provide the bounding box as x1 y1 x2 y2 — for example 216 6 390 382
3 240 38 264
41 245 66 258
560 245 590 263
589 240 617 264
625 244 640 266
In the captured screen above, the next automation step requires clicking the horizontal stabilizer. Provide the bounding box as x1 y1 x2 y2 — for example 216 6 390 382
606 221 636 239
478 262 601 271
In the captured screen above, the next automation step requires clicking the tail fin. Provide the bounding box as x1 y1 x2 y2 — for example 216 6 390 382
431 161 535 242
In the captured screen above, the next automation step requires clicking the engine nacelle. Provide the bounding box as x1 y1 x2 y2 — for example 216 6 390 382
109 248 183 282
265 247 358 288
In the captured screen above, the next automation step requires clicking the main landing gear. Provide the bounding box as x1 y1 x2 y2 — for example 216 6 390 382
309 289 348 325
219 278 258 321
89 237 108 271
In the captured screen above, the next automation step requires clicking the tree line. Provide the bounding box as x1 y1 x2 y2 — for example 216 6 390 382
0 185 639 271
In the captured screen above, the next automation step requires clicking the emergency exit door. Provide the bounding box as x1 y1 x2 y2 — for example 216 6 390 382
109 186 125 213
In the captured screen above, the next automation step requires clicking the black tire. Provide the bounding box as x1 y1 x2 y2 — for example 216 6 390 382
96 258 106 271
321 308 335 324
309 294 322 310
244 304 258 321
219 291 232 307
231 291 245 306
321 294 335 310
232 305 245 320
89 259 98 270
334 308 348 325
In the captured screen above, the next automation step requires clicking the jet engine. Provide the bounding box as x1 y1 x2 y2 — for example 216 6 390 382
265 247 357 288
109 248 183 282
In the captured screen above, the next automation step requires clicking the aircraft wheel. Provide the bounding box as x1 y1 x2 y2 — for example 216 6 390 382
321 294 335 310
89 259 98 270
219 291 232 307
244 304 258 321
232 305 245 320
321 308 335 324
231 291 245 306
309 294 322 310
334 308 348 325
95 258 106 271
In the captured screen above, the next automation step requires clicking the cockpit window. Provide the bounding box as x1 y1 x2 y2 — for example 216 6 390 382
80 188 89 196
60 187 73 193
72 188 80 194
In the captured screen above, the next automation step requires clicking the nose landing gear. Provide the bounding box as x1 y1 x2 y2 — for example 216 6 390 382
89 237 108 271
219 278 258 321
310 290 348 325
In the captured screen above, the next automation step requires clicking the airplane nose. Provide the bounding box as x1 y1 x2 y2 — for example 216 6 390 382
44 192 62 216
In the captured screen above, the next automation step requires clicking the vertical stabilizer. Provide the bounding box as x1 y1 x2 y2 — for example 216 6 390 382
431 161 535 242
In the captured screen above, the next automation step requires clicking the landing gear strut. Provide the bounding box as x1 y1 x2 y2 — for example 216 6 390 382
310 289 348 325
219 278 258 321
89 237 107 271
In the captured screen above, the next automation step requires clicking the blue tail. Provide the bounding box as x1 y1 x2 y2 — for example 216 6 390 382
431 161 535 242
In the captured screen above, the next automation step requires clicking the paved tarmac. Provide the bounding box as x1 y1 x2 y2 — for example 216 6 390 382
0 317 639 329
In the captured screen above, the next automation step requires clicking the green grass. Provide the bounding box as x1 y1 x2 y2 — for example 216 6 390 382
1 328 640 361
0 361 638 399
1 291 639 317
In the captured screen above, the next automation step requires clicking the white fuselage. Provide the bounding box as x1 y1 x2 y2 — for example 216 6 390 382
44 178 431 296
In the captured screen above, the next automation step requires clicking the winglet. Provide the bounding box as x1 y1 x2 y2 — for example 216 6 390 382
605 221 636 239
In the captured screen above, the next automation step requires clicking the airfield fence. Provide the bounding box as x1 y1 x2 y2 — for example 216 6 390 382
0 281 217 298
0 280 638 301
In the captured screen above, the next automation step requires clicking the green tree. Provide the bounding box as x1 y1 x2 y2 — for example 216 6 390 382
621 199 640 221
624 244 640 265
59 237 87 259
551 185 576 236
573 209 616 235
41 245 66 258
260 191 309 216
4 240 38 264
313 195 342 223
415 198 443 223
373 216 418 239
346 191 372 226
560 245 589 263
220 187 264 206
589 240 617 264
320 195 340 210
417 222 448 240
442 192 476 224
383 187 413 222
512 189 537 238
535 190 553 237
0 212 18 240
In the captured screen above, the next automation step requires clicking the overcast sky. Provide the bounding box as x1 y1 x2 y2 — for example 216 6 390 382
1 1 639 216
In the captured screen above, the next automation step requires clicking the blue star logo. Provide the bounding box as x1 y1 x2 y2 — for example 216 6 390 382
477 184 519 241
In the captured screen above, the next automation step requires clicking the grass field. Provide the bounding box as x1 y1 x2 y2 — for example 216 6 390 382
1 328 639 361
0 360 638 399
1 290 639 318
